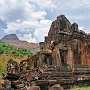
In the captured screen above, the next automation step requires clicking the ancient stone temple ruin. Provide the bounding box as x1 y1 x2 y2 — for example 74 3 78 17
39 15 90 68
2 15 90 90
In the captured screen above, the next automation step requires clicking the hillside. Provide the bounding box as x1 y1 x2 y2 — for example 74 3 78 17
1 34 39 50
0 42 32 57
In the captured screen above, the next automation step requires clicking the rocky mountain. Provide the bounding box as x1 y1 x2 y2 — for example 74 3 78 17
1 34 39 51
1 34 19 41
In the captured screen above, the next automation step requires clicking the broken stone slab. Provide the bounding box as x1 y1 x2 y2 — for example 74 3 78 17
49 84 64 90
16 87 27 90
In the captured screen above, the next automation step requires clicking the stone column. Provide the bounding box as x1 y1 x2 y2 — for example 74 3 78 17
67 46 74 69
39 54 44 66
52 48 61 66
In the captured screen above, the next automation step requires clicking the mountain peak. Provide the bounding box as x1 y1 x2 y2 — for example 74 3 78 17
0 34 39 50
1 34 19 41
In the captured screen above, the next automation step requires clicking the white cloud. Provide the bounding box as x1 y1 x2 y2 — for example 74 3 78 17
0 0 90 42
30 11 47 20
4 19 52 42
79 27 90 33
29 0 56 9
0 0 55 42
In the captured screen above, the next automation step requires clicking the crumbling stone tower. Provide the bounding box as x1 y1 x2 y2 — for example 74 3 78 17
39 15 90 69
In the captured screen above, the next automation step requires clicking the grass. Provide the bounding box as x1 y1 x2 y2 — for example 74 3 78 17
0 42 32 56
70 86 90 90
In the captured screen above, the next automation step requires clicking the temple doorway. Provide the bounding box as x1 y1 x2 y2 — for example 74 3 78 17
40 85 48 90
43 54 53 65
59 49 67 65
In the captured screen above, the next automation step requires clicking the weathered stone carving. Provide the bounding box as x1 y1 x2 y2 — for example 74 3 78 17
7 59 19 74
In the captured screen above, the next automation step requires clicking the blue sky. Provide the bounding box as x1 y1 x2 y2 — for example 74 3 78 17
0 0 90 42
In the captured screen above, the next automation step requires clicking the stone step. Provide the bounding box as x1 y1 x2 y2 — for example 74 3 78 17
74 71 90 74
74 65 90 68
45 65 72 72
47 77 74 80
42 72 73 77
58 79 74 84
74 68 90 71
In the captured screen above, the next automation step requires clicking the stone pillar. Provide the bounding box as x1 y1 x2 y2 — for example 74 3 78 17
52 48 61 66
67 46 74 69
49 84 64 90
39 54 44 66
